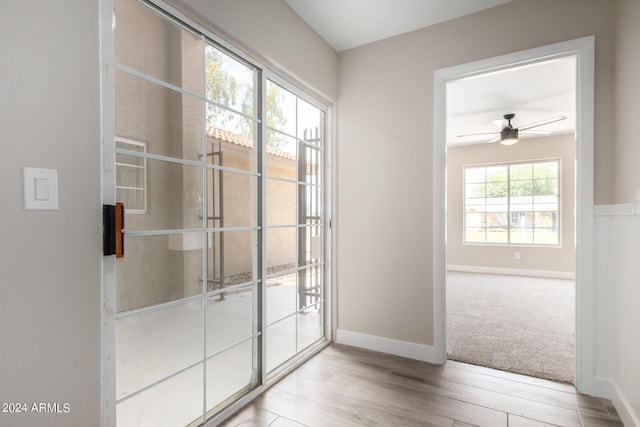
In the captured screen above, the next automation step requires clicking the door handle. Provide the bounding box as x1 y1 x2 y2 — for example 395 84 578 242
103 203 124 258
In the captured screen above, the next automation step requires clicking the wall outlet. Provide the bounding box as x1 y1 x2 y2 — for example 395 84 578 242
514 251 521 260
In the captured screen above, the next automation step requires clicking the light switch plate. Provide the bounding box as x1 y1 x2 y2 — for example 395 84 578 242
24 167 59 210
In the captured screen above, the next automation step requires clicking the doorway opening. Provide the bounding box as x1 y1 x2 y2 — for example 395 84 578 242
444 56 576 383
432 37 595 393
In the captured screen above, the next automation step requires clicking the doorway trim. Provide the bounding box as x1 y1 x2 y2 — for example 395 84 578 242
432 36 595 394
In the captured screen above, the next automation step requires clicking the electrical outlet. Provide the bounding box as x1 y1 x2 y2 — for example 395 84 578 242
514 251 521 260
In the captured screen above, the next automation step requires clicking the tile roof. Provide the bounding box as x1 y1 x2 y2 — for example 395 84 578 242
206 126 296 160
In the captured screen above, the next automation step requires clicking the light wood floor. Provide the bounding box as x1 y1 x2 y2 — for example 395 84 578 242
221 344 623 427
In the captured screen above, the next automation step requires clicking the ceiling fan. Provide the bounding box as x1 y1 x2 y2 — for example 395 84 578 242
457 113 567 145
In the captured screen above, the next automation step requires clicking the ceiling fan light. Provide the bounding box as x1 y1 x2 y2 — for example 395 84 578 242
500 127 519 145
500 136 519 145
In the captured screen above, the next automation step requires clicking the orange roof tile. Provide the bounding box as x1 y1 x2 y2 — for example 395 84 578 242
206 126 296 160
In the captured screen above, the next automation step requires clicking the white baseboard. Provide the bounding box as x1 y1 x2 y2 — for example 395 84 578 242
335 329 437 363
447 264 575 280
584 377 639 427
611 381 640 427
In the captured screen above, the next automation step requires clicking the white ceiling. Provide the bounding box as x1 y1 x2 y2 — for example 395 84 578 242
447 56 576 146
283 0 575 146
284 0 515 52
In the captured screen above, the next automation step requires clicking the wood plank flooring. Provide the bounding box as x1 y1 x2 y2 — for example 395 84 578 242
220 344 623 427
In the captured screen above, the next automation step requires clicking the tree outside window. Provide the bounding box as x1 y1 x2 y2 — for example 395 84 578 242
464 160 559 245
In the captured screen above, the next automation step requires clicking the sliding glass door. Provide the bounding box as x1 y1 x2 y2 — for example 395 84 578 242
109 0 328 425
264 79 326 373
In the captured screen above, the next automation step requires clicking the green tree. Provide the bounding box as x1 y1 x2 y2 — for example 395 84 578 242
205 46 288 146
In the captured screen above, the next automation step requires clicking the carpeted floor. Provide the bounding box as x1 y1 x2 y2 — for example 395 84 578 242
446 271 575 383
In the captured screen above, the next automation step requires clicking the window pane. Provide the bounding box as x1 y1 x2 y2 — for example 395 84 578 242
267 316 296 372
532 212 559 245
301 184 322 222
466 183 485 198
465 209 486 243
117 233 203 312
115 70 204 162
206 340 256 415
465 167 485 184
207 105 256 156
511 196 533 214
266 179 297 226
297 98 323 146
486 181 507 197
510 180 533 197
206 284 254 357
206 231 255 292
117 363 203 427
303 146 323 186
266 227 297 272
116 299 204 399
486 165 508 183
119 159 203 232
510 163 533 180
465 212 485 228
466 228 485 243
298 302 323 352
511 227 534 244
534 178 557 196
300 226 323 266
267 272 297 325
486 212 508 243
465 197 485 209
298 266 323 309
534 161 558 178
205 44 255 117
486 197 508 211
205 168 255 228
266 129 297 165
267 80 296 136
114 0 203 95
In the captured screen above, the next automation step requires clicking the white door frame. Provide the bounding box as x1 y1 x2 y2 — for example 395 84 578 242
432 36 596 394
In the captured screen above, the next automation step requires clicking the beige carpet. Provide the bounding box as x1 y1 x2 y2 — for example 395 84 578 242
446 271 575 383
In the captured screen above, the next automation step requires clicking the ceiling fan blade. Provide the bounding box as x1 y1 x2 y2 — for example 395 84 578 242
520 130 552 135
488 136 501 143
519 115 567 131
492 119 506 129
456 131 500 138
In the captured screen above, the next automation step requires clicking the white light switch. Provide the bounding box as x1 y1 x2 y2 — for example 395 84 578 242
24 167 58 210
34 178 50 201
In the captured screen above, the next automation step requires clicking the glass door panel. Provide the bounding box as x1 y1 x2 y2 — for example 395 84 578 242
112 2 326 423
265 79 326 374
116 299 204 400
116 364 204 427
266 317 297 372
114 0 260 425
205 339 256 415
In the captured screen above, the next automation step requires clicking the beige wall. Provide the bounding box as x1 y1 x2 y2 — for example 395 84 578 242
609 0 640 420
337 0 614 347
446 134 576 274
613 0 640 203
0 1 102 426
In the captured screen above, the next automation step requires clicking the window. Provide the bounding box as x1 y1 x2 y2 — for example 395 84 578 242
115 137 146 213
464 160 560 245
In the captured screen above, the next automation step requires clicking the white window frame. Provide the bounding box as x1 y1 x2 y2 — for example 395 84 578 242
115 137 147 214
463 158 561 247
